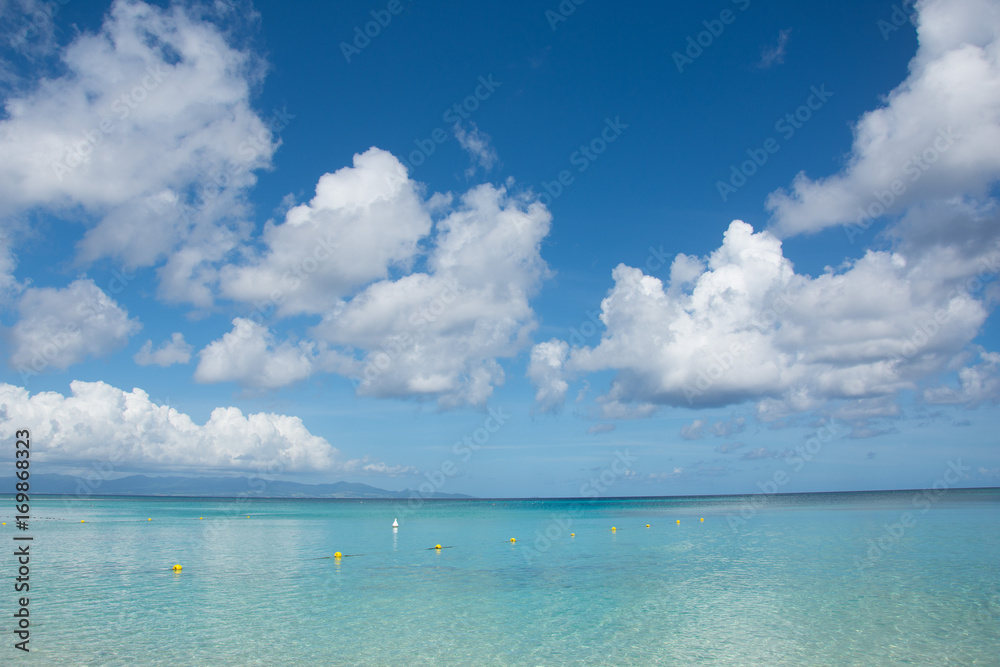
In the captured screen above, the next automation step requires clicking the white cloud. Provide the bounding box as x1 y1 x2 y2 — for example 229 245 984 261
593 396 657 420
0 0 279 303
586 422 616 434
454 121 498 176
527 339 569 412
9 279 141 375
0 380 410 474
648 468 684 481
133 332 192 367
740 446 785 460
756 29 791 69
194 318 318 390
219 148 432 316
766 0 1000 237
190 149 553 407
0 233 22 304
683 416 746 439
923 348 1000 406
528 220 992 424
680 419 706 440
0 0 62 85
709 415 747 437
309 182 551 408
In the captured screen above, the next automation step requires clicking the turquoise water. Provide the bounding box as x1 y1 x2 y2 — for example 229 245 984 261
1 489 999 665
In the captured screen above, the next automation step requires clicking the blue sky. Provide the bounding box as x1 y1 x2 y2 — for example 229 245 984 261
0 0 998 497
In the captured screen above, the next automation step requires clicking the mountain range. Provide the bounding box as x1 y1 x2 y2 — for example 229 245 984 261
1 473 472 499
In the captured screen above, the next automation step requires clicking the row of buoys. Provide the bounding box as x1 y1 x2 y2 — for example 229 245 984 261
166 517 709 571
614 519 704 530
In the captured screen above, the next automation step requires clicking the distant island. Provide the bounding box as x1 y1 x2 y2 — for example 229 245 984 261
1 473 472 499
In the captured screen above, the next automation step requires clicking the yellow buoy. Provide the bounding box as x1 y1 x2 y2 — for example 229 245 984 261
172 564 182 571
510 537 516 543
334 552 342 559
676 520 681 524
700 517 704 522
646 524 650 528
80 519 85 523
435 544 442 549
199 517 203 520
148 518 152 521
570 533 575 537
611 526 616 532
2 522 6 526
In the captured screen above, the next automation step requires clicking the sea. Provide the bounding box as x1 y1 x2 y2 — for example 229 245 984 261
1 488 998 666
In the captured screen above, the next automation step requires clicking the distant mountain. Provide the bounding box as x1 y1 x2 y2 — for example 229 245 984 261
1 473 472 499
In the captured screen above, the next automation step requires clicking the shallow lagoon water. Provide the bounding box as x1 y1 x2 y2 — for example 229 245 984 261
2 489 998 665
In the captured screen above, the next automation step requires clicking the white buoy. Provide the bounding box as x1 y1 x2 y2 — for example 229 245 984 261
392 518 398 528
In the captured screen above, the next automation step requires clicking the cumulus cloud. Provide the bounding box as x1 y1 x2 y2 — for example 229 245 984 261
923 348 1000 407
180 145 553 406
8 279 140 375
586 422 616 434
194 318 318 390
0 0 279 303
528 220 992 425
133 332 192 367
1 0 552 410
219 148 432 316
308 181 551 408
766 0 1000 237
0 380 411 474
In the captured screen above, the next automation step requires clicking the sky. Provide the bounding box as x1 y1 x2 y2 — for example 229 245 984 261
0 0 998 498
